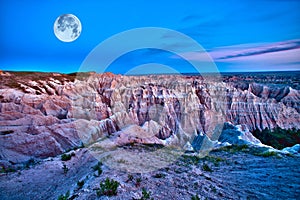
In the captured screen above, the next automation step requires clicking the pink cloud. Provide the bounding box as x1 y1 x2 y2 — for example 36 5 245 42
175 39 300 66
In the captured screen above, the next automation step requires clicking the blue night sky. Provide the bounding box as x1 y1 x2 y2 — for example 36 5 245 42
1 0 300 74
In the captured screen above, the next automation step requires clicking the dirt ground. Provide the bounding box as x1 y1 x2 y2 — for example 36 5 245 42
0 147 299 200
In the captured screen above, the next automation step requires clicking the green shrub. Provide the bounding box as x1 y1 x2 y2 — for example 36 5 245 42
77 180 84 189
57 191 69 200
24 158 35 169
127 174 134 182
153 173 166 178
136 177 142 187
0 166 16 173
191 194 200 200
139 188 154 200
96 178 120 196
252 127 300 150
62 164 69 174
61 152 75 161
202 163 213 172
92 161 103 176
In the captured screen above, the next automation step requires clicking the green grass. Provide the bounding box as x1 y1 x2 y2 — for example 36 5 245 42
255 151 279 157
215 144 249 153
181 154 201 165
204 156 226 166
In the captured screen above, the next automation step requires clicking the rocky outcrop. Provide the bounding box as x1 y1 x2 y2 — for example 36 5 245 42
0 71 299 163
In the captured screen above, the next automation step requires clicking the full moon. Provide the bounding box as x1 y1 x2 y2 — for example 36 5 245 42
53 14 81 42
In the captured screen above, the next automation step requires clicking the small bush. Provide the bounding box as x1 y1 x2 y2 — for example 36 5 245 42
77 180 84 189
92 161 103 176
202 163 213 172
136 177 142 187
61 153 75 161
96 178 120 196
127 174 134 182
62 164 69 174
57 191 69 200
0 166 16 173
139 188 154 200
153 173 166 178
24 158 35 169
191 194 200 200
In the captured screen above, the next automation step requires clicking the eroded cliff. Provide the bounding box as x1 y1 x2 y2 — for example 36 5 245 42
0 71 299 163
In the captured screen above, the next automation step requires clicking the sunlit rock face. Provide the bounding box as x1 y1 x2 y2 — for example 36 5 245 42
0 71 299 162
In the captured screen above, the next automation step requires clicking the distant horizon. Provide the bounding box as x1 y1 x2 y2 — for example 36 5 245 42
2 68 300 76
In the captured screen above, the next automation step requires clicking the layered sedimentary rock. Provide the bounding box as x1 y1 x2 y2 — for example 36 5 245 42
0 71 299 162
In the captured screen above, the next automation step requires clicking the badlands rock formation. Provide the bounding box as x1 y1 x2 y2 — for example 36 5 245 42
0 71 299 163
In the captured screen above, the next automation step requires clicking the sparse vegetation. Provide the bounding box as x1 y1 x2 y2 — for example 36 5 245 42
96 178 120 196
216 144 249 153
255 151 279 157
24 158 35 169
153 173 166 178
138 188 154 200
77 180 84 189
62 164 69 174
136 177 142 187
61 152 75 161
127 174 134 182
204 156 226 166
191 194 200 200
181 154 201 165
117 159 127 164
252 127 300 150
210 186 217 193
92 161 103 176
0 166 16 174
57 191 69 200
202 163 213 172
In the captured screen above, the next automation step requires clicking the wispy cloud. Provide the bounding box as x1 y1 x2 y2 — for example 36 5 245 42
214 40 300 60
175 39 300 64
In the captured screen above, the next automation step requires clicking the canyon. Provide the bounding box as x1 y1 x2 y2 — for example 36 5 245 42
0 71 299 199
0 71 299 163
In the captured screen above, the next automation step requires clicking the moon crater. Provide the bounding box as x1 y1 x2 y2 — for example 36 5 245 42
54 14 81 42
